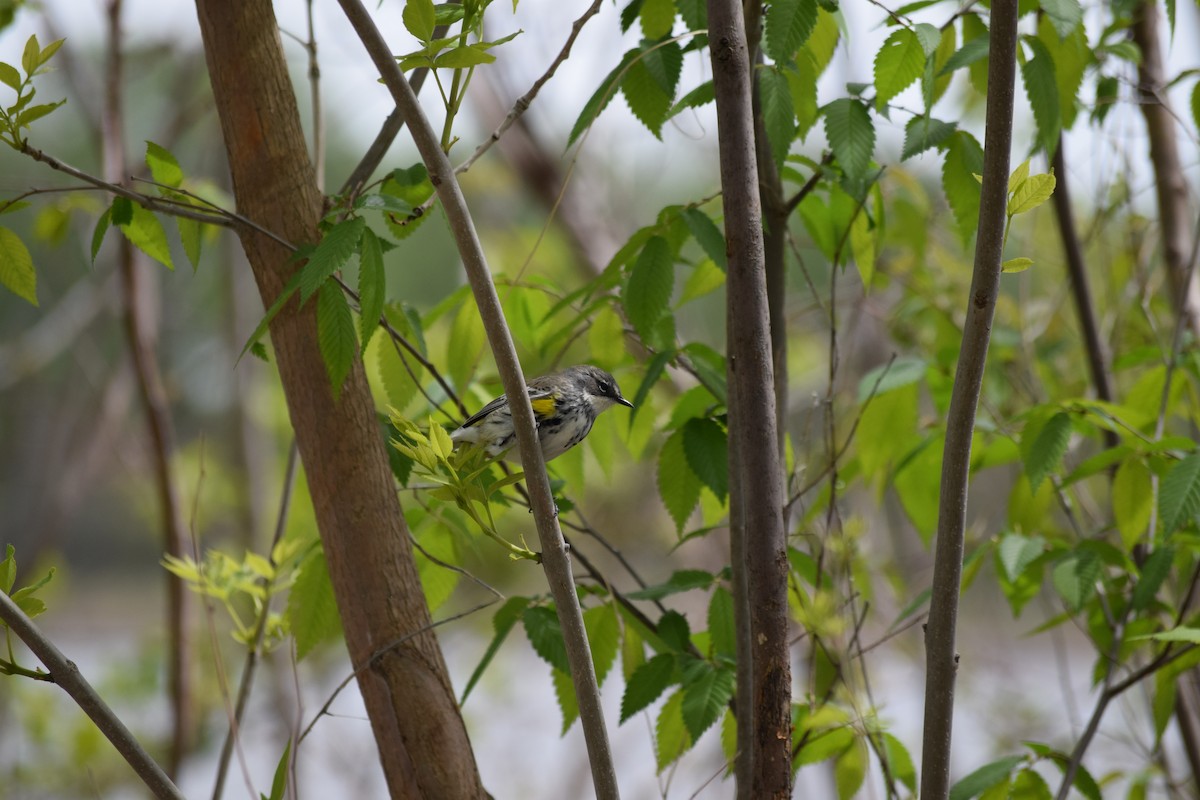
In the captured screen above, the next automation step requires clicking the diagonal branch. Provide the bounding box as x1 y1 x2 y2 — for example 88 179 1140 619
334 3 619 798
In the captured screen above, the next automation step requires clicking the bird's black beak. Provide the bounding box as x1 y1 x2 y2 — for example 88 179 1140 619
617 396 634 408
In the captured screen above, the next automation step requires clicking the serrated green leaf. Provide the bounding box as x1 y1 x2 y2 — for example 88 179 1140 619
1132 546 1174 612
145 141 183 188
823 98 875 180
707 586 735 659
680 208 726 271
402 0 435 41
1052 551 1100 612
902 116 956 160
998 533 1044 581
462 596 530 703
299 217 365 304
680 663 734 740
759 66 796 168
317 281 357 399
1022 411 1071 492
621 652 676 722
938 35 990 78
1159 453 1200 535
682 417 728 501
666 79 714 120
569 50 639 147
805 8 840 76
882 733 917 792
658 430 702 532
765 0 818 62
523 606 570 674
1114 457 1153 549
874 28 927 110
624 235 674 339
1002 257 1034 273
1008 172 1056 216
949 755 1025 800
0 226 37 306
655 689 691 771
118 203 173 270
835 736 868 800
786 57 819 139
552 666 579 734
680 258 725 304
640 0 676 39
1040 0 1082 39
358 228 385 353
287 550 341 661
622 43 682 138
1021 37 1061 156
942 131 984 242
584 605 620 685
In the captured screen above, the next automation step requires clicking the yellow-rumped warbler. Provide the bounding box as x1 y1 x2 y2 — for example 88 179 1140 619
450 365 633 464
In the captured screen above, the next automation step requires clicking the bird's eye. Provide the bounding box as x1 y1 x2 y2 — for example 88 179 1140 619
597 381 611 395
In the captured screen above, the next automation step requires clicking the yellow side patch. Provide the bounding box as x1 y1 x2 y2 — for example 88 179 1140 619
531 396 557 418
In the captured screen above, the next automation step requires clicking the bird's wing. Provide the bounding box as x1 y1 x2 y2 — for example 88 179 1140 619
457 383 555 429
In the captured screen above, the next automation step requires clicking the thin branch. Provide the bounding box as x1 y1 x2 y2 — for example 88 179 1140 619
0 590 185 800
335 3 620 797
211 440 300 800
919 2 1018 798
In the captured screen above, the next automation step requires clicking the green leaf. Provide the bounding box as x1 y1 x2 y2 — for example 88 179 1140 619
145 141 183 188
20 34 39 76
680 258 725 304
657 430 702 532
177 217 202 271
317 281 357 399
787 57 820 140
624 235 674 339
0 545 15 594
287 550 341 661
462 596 530 703
655 690 691 771
1141 626 1200 643
299 217 365 304
949 755 1025 800
682 417 728 501
584 605 620 685
902 116 956 160
942 130 984 243
1052 551 1100 613
1021 411 1071 492
759 66 796 168
264 740 291 800
627 569 714 600
998 533 1044 581
446 303 484 392
938 34 989 77
238 268 305 363
765 0 818 62
402 0 436 42
1114 457 1153 549
1001 257 1034 273
90 207 112 265
523 606 570 674
1132 547 1174 612
552 667 579 734
357 228 385 353
434 45 496 68
0 226 37 306
882 733 917 792
680 208 726 271
640 0 676 39
666 80 714 121
0 62 20 91
874 28 927 110
1159 452 1200 535
569 50 639 148
1040 0 1082 39
823 98 875 180
835 736 868 799
707 586 736 659
622 43 682 138
680 663 734 740
621 652 676 722
1021 37 1061 157
16 100 66 130
118 203 174 270
1008 172 1056 216
857 356 926 401
657 610 691 651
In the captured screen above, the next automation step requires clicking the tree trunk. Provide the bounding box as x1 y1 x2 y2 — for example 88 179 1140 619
193 2 487 797
706 1 792 796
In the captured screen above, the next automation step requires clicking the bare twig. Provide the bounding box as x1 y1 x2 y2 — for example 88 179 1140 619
0 590 185 799
335 2 620 796
919 3 1018 798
